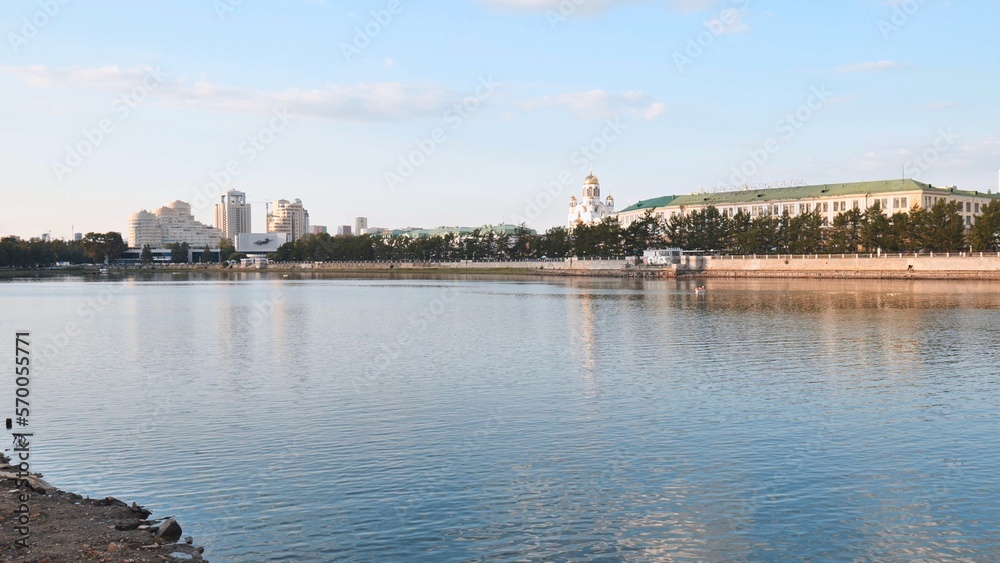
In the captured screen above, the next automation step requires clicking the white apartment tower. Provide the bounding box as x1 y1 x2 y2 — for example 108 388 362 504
355 216 368 236
215 190 252 240
267 199 310 242
127 201 223 248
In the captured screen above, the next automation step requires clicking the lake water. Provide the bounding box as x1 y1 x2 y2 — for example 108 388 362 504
3 273 1000 561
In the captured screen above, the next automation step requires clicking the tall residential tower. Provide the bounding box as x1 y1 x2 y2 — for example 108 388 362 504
215 189 252 240
267 198 310 242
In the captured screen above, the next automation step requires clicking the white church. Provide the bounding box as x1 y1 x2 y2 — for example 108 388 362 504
568 171 614 228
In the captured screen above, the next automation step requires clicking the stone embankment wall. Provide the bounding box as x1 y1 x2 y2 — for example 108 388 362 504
673 253 1000 279
276 259 632 272
150 254 1000 279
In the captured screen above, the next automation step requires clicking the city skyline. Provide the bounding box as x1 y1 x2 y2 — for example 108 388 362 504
3 1 999 239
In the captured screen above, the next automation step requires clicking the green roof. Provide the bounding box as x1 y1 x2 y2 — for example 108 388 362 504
617 195 679 214
621 179 1000 211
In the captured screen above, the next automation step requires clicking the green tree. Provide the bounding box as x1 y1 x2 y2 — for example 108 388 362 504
686 206 728 251
970 200 1000 251
927 199 966 252
622 210 664 256
828 208 864 253
81 232 127 264
140 244 154 265
167 242 190 263
727 210 754 254
861 202 890 252
539 226 572 258
218 237 235 262
787 210 824 254
200 244 212 263
664 212 690 249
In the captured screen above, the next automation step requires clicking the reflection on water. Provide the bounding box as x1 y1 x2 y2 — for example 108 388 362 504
2 274 1000 561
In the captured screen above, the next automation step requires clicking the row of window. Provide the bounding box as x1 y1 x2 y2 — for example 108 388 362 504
622 195 995 228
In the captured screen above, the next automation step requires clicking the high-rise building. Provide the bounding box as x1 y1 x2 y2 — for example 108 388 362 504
127 200 223 248
309 225 328 234
354 216 368 236
336 225 352 236
266 199 310 242
215 190 252 240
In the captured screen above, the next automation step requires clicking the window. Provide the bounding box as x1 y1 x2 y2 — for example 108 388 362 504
966 202 972 213
853 200 860 209
822 202 829 212
966 216 972 226
925 196 932 207
975 203 980 213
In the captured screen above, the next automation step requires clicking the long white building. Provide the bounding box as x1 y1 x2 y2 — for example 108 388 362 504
215 189 252 240
616 179 1000 229
127 200 223 248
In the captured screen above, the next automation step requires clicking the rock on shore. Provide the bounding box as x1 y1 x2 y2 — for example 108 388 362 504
0 454 207 562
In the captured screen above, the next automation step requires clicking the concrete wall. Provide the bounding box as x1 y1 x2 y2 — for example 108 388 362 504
273 259 633 272
674 253 1000 279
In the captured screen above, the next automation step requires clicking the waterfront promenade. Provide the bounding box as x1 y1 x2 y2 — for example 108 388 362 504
135 252 1000 280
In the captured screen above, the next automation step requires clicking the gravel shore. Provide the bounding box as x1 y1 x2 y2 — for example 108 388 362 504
1 454 207 562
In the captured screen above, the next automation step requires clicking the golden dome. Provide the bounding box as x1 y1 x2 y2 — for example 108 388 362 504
584 174 599 185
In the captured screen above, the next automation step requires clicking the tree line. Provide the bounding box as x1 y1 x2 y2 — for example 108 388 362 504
5 199 1000 268
664 199 1000 254
0 232 126 268
269 199 1000 261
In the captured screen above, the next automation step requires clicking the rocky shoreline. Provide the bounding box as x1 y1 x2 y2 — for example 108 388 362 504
0 454 207 562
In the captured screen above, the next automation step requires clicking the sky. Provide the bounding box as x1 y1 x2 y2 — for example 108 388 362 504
2 0 999 239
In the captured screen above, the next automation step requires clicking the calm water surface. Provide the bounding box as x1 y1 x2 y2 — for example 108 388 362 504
3 274 1000 561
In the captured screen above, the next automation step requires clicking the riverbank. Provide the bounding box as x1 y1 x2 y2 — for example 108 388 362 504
0 454 206 562
9 252 1000 280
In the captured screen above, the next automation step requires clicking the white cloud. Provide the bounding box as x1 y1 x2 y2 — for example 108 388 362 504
834 60 908 73
479 0 637 13
0 64 456 122
666 0 720 13
521 89 664 120
480 0 719 14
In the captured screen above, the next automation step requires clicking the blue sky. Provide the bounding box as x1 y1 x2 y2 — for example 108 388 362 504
2 0 998 238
